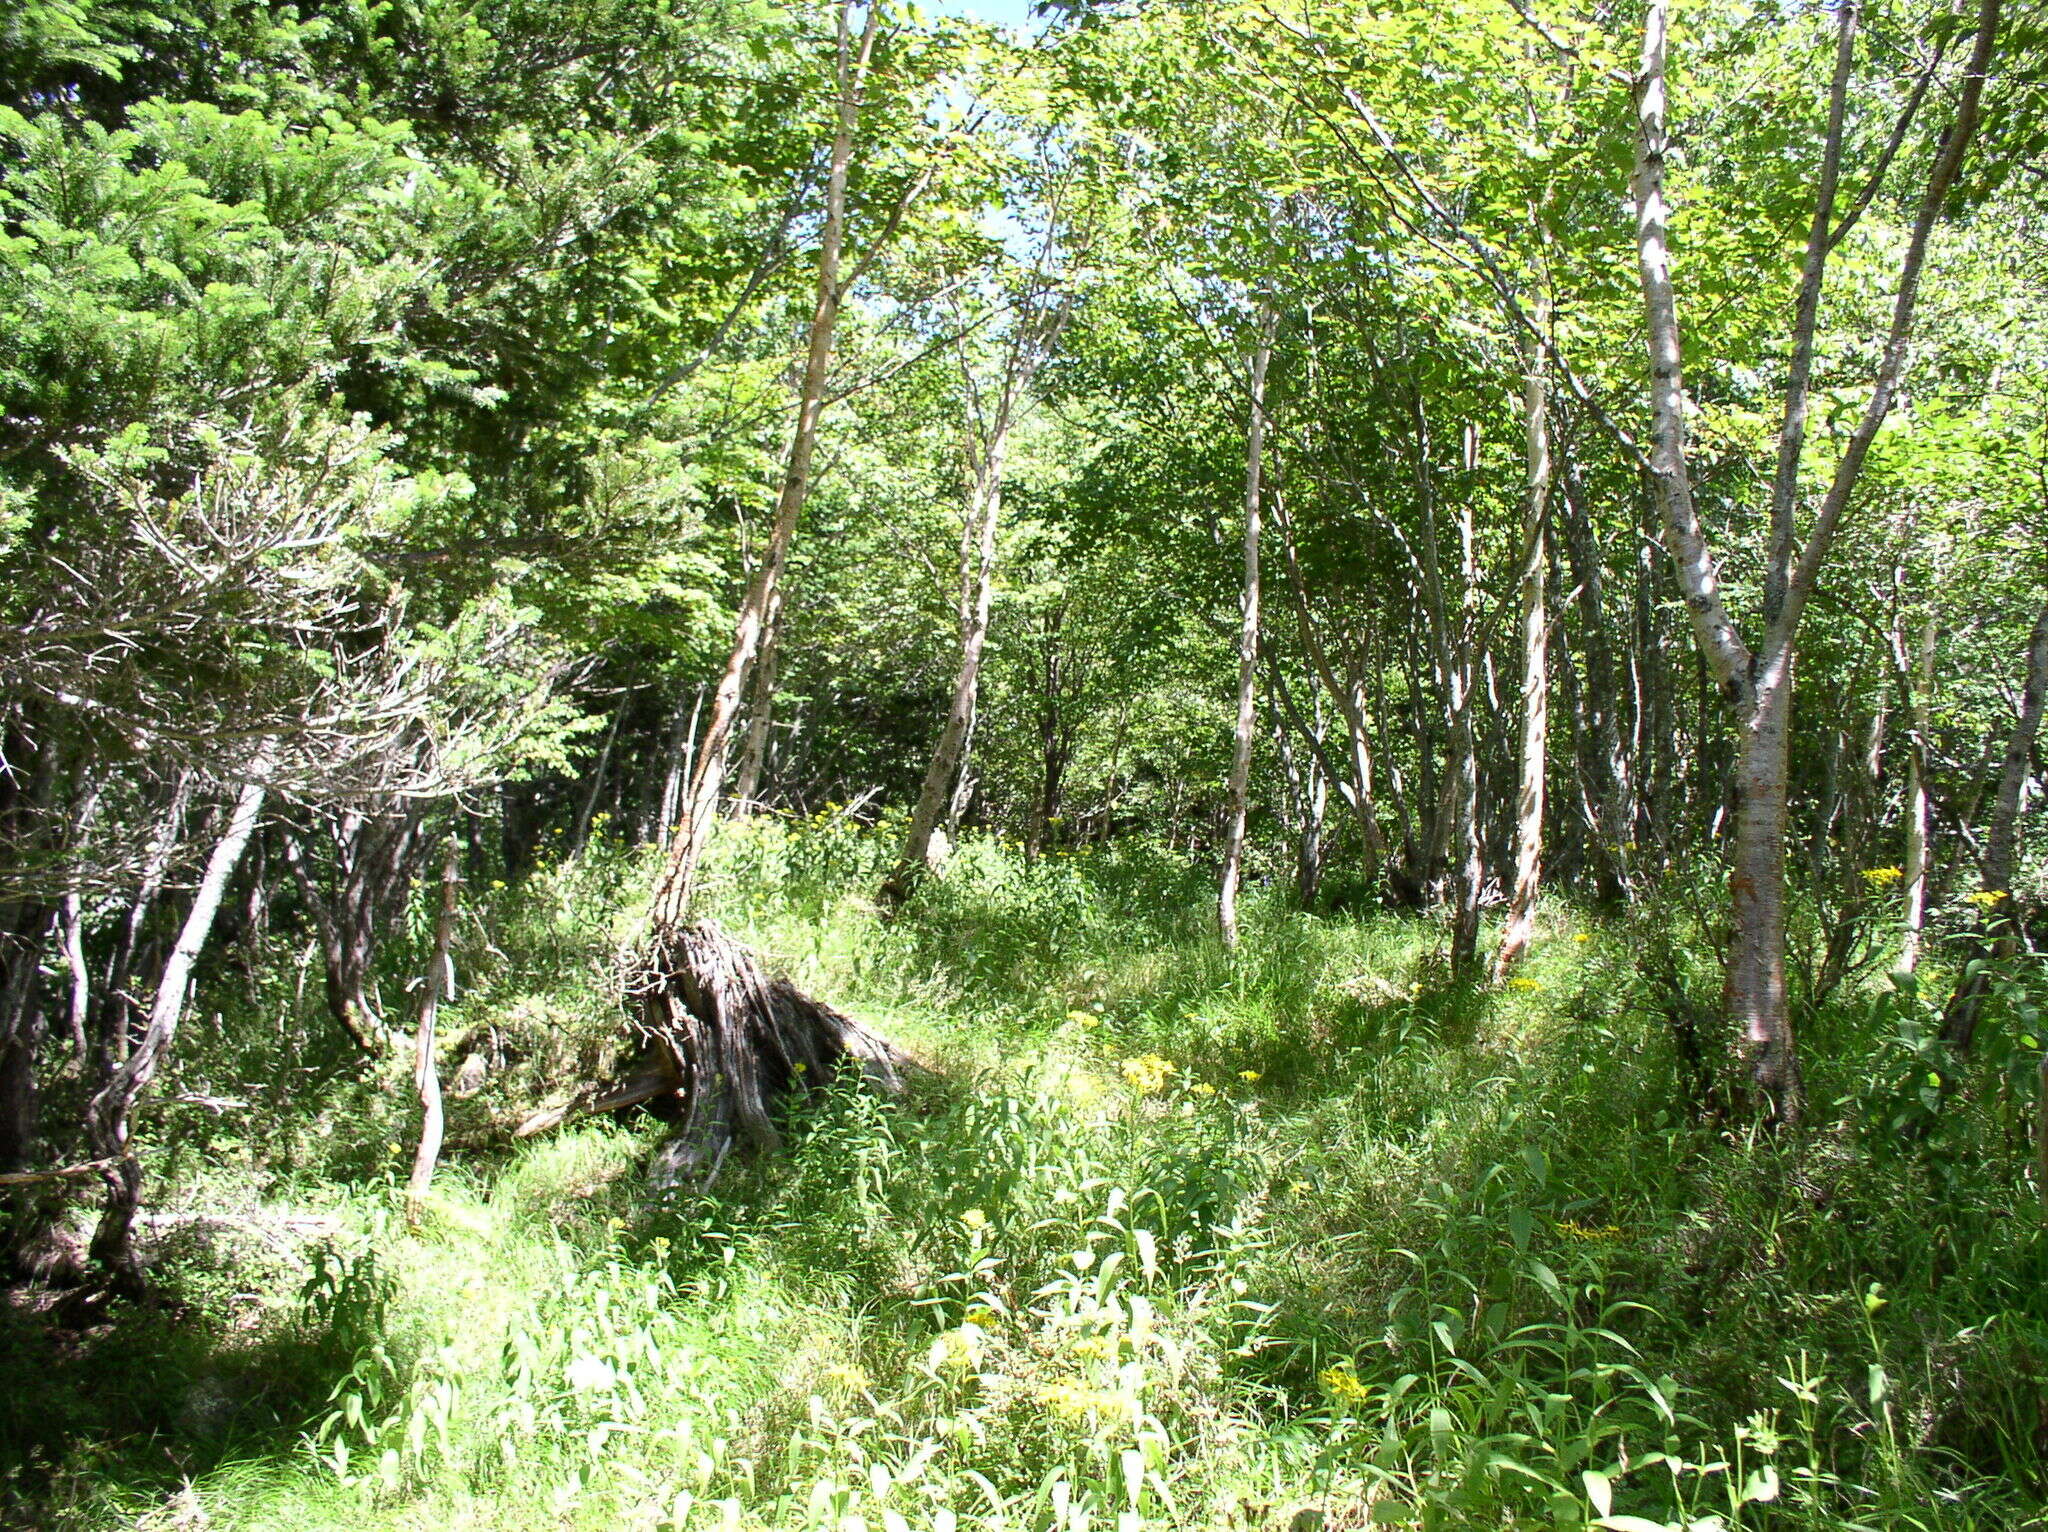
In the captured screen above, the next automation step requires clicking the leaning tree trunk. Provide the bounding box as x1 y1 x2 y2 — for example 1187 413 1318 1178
86 748 271 1290
886 418 1011 903
654 0 883 925
1942 598 2048 1052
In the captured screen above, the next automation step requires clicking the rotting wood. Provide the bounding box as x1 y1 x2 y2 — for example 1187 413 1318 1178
517 921 912 1186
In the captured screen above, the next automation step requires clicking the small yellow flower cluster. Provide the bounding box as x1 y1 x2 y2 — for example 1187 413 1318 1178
1066 1010 1100 1029
1965 888 2010 909
1038 1382 1132 1422
960 1207 988 1232
1573 932 1593 944
823 1363 870 1393
1238 1069 1261 1083
1069 1333 1117 1362
1319 1364 1373 1405
1507 977 1541 992
1861 866 1904 887
1120 1054 1175 1094
1555 1220 1623 1242
932 1326 982 1372
1189 1082 1217 1097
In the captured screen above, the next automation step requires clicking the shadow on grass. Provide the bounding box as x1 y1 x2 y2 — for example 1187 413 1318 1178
0 1222 384 1530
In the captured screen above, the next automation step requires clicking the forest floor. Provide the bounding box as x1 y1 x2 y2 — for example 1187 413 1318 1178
6 819 2046 1531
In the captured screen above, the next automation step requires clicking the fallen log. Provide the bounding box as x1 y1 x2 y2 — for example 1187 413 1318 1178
515 921 913 1185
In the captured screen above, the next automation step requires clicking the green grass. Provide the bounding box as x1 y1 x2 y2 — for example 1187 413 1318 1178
6 818 2047 1530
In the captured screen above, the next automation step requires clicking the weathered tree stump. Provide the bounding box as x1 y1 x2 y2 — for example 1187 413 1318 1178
516 921 910 1186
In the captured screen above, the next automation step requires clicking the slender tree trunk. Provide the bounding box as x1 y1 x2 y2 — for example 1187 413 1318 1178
653 0 882 930
659 684 706 845
59 892 89 1070
1448 496 1483 974
100 772 192 1074
1286 687 1328 908
1629 0 1998 1121
1493 298 1553 981
1942 599 2048 1051
572 701 626 851
1273 498 1388 877
945 695 979 836
282 811 419 1057
889 416 1013 899
407 835 461 1219
1727 665 1802 1116
731 585 787 815
86 747 272 1289
1220 307 1276 950
1978 599 2048 911
1900 611 1938 972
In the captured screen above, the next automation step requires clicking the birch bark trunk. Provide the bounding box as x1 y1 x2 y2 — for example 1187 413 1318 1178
1493 297 1553 981
86 745 272 1288
1220 307 1277 950
731 585 787 815
887 427 1007 899
1629 0 1999 1122
407 835 461 1219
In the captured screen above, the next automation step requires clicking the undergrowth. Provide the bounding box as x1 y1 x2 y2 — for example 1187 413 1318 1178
5 817 2046 1530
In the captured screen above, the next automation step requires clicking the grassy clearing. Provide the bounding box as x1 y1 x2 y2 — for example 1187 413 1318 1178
7 820 2047 1530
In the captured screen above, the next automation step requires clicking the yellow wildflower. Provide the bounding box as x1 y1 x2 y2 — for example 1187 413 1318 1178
1190 1082 1217 1097
1066 1010 1099 1028
1965 888 2009 909
1508 977 1541 992
1555 1220 1623 1242
931 1326 982 1373
1120 1054 1175 1093
1861 866 1904 887
1238 1069 1262 1083
1069 1334 1116 1362
960 1208 988 1232
1319 1364 1373 1405
1038 1382 1131 1422
1573 932 1592 943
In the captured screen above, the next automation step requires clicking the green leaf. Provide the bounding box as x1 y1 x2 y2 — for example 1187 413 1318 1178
1583 1469 1613 1517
